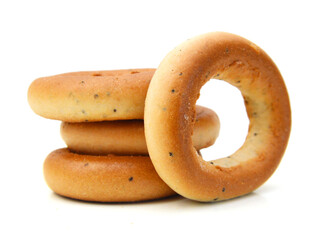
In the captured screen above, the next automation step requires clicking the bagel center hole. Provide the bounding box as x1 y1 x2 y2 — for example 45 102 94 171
196 80 249 161
92 73 102 77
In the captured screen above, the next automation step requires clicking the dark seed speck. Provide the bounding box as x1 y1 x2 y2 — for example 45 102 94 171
179 72 183 76
254 133 258 136
94 94 99 99
113 109 117 112
214 198 219 201
128 177 133 181
222 188 226 192
169 152 173 157
171 89 175 93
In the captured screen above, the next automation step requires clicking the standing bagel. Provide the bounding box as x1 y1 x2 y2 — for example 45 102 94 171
144 32 291 202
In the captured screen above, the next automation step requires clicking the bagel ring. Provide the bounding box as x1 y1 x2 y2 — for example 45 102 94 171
28 69 155 122
60 105 220 155
44 148 176 202
144 32 291 202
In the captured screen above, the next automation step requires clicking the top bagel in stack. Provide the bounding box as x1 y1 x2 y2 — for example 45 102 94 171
28 69 155 122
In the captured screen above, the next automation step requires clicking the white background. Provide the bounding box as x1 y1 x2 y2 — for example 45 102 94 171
1 0 322 239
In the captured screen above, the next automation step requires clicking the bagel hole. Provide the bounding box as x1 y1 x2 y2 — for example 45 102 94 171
196 80 249 161
92 73 102 77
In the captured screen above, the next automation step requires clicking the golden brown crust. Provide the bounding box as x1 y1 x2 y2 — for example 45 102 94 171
28 69 155 122
43 148 176 202
60 105 220 155
144 32 291 202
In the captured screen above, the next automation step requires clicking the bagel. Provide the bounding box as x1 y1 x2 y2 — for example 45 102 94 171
43 148 176 202
144 32 291 202
60 105 220 155
28 69 155 122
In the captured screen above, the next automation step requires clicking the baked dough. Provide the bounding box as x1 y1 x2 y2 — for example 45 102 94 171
28 69 155 122
43 148 176 202
144 32 291 202
60 105 220 155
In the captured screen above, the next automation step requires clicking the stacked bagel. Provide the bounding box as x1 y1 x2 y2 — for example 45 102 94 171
28 69 220 202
